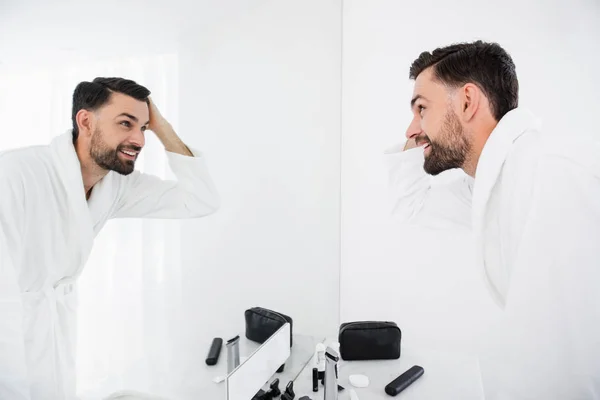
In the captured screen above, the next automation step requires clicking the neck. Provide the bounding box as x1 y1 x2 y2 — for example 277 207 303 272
462 147 482 178
462 118 499 178
74 140 108 198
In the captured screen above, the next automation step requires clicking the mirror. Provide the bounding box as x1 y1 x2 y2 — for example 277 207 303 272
3 0 599 399
0 0 341 399
226 324 291 400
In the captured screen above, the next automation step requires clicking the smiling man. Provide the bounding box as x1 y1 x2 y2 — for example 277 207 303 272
386 41 600 399
0 77 220 399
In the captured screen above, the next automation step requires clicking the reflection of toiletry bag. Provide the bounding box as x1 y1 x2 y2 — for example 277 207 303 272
245 307 293 347
338 321 401 361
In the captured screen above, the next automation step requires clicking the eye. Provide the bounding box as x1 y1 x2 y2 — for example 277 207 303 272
418 105 425 116
120 121 132 128
141 126 147 132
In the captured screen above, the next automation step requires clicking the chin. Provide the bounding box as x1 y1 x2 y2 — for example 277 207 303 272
116 169 135 176
423 159 454 176
424 166 445 176
112 161 135 176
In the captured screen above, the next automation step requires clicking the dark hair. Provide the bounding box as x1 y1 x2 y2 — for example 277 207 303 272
71 77 151 142
409 40 518 121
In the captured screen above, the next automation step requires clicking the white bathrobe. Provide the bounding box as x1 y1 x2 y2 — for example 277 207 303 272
0 131 220 400
384 108 600 398
472 108 600 399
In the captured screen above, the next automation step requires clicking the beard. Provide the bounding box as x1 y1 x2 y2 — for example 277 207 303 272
422 109 470 176
90 128 139 176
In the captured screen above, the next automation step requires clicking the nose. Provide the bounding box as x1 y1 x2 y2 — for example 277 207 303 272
129 129 145 149
405 116 422 141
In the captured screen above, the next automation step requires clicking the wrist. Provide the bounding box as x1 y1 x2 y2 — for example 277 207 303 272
403 138 418 151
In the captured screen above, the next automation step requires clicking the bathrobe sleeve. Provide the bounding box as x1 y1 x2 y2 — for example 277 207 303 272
112 148 220 219
383 142 473 229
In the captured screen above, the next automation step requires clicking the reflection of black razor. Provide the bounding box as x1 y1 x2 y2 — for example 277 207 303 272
251 378 283 400
269 379 281 397
281 380 296 400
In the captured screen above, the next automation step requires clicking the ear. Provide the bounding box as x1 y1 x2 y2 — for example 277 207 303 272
75 109 94 137
460 83 481 123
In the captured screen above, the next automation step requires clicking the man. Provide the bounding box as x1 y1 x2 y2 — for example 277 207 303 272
396 41 600 399
0 77 220 399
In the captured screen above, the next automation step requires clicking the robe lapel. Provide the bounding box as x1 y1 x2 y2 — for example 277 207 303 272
49 131 95 277
471 108 542 307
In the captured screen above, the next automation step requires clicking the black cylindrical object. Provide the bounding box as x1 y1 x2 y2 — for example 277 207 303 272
205 337 223 366
384 365 424 396
312 367 319 392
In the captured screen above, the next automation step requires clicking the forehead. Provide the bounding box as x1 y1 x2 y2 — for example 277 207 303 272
412 67 447 102
101 92 149 119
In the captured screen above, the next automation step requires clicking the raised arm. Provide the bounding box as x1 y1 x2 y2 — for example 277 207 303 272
384 139 473 229
111 98 220 219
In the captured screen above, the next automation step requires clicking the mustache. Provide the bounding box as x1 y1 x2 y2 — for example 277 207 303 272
414 134 431 147
117 144 143 152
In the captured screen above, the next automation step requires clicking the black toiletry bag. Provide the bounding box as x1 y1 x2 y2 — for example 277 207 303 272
338 321 401 361
245 307 293 348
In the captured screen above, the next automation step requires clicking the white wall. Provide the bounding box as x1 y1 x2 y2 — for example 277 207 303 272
175 0 342 350
340 0 600 355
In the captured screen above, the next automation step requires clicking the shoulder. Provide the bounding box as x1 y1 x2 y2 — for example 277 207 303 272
493 129 545 205
540 135 600 177
0 145 52 166
0 145 53 185
507 128 544 162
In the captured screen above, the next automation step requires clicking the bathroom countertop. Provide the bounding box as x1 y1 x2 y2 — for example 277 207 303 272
83 334 323 400
291 340 484 400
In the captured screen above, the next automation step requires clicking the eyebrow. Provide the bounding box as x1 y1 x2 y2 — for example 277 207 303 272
410 94 428 109
117 113 150 125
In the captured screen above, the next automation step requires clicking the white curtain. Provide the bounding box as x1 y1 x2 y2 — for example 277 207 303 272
0 54 183 398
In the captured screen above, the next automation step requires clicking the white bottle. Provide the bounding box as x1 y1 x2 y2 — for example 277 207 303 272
315 343 326 373
324 346 339 400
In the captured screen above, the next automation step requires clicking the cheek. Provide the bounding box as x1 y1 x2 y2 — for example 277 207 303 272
99 128 122 148
421 115 442 140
